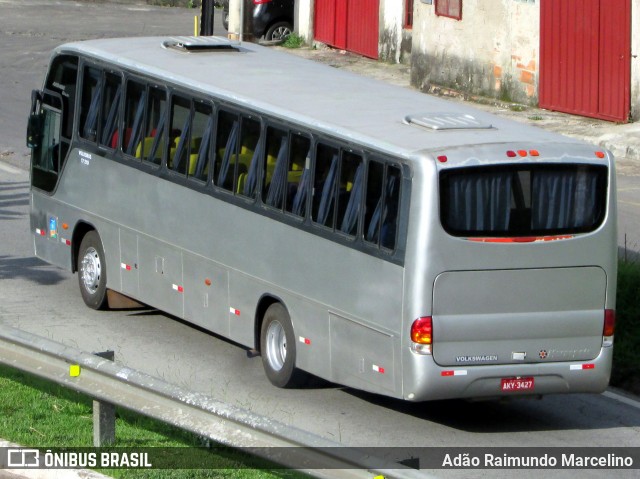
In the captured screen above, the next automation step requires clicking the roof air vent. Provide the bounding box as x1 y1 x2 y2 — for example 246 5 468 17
163 36 241 52
405 113 494 131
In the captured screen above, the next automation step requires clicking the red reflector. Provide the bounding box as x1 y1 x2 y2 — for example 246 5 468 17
411 317 432 344
506 150 517 158
253 0 272 4
437 155 448 163
468 235 573 243
595 151 606 159
604 309 615 336
518 150 528 157
529 149 540 157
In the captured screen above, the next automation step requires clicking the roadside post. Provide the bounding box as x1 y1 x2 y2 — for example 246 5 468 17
93 350 116 447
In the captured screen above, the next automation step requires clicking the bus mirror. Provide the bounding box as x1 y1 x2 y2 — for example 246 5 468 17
26 113 44 149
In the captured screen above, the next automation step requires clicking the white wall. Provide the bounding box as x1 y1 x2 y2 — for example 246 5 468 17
411 0 540 104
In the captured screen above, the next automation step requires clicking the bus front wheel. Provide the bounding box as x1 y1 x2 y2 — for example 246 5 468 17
77 230 108 310
260 303 306 388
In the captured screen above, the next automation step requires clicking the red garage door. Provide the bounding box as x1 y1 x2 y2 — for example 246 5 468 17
314 0 379 59
539 0 630 122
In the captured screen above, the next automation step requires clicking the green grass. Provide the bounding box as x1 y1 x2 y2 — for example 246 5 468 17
0 365 298 478
611 259 640 394
281 34 305 49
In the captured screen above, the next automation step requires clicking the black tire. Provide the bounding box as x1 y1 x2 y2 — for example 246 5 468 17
264 21 292 42
77 230 108 310
260 303 306 388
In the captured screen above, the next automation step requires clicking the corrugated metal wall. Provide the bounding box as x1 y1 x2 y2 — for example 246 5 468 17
314 0 379 59
539 0 630 122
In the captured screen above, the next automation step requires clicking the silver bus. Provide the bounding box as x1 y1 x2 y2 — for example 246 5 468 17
27 36 617 401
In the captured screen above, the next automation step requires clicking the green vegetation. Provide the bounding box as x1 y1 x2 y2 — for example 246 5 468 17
528 115 544 121
508 104 527 112
611 258 640 395
281 34 305 49
0 365 296 478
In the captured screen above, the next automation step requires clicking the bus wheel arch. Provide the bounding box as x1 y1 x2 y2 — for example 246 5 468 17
76 228 108 310
256 298 307 388
71 221 97 273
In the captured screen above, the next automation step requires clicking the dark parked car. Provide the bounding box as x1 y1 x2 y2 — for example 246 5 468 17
221 0 294 41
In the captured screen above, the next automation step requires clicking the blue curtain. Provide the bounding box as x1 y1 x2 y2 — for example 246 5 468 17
316 154 339 226
194 115 213 179
216 121 238 187
291 148 311 217
100 86 121 146
340 163 363 235
243 132 265 197
532 170 599 230
447 172 512 232
265 136 288 208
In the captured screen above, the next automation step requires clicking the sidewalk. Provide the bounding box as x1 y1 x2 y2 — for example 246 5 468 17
276 43 640 174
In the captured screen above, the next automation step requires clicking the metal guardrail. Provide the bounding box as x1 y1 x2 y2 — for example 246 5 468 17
0 324 431 479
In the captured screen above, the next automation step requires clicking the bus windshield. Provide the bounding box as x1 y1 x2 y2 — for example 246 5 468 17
440 164 608 237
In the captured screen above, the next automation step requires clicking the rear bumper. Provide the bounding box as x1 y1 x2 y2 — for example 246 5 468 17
402 345 612 401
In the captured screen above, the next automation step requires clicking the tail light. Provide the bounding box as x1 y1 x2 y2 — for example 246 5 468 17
253 0 272 4
411 316 433 355
603 309 615 347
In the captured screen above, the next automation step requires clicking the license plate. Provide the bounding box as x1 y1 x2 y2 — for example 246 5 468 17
501 377 535 392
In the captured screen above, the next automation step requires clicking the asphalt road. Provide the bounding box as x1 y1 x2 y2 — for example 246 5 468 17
1 2 640 478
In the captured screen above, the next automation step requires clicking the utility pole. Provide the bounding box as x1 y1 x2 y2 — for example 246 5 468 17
200 0 215 36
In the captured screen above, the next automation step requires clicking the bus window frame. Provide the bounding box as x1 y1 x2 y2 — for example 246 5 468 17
47 55 410 266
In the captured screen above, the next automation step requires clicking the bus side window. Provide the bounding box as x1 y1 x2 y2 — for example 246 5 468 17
214 110 238 191
123 80 146 156
99 73 122 149
236 117 261 195
365 162 401 250
45 54 78 146
43 54 78 173
188 101 214 182
239 121 264 199
312 143 339 228
285 134 311 217
140 86 167 165
263 127 288 209
336 151 363 237
79 66 102 142
167 95 191 175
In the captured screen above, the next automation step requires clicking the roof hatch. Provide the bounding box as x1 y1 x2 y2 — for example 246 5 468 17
163 36 241 53
405 113 494 131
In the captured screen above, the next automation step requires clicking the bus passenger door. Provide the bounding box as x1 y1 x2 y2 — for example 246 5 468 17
28 92 73 271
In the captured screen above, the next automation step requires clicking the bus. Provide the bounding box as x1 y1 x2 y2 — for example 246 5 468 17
27 36 617 401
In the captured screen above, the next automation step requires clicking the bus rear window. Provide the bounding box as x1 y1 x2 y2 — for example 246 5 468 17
440 164 608 237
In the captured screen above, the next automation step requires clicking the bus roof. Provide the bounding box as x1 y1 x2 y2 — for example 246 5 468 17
57 36 590 161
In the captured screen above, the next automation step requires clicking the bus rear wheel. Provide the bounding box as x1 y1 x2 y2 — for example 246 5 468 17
260 303 306 388
77 230 108 310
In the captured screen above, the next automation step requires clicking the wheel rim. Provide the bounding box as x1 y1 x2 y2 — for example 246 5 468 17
265 320 287 371
80 247 101 295
270 26 291 41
